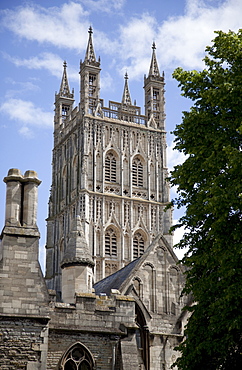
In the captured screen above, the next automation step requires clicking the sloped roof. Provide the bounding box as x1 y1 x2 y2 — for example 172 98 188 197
94 257 141 295
94 232 179 296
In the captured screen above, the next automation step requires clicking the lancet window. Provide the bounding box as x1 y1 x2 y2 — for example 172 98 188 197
105 152 117 182
133 232 145 259
132 157 143 187
105 228 117 257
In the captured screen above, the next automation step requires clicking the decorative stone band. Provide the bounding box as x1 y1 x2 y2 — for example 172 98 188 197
60 257 95 269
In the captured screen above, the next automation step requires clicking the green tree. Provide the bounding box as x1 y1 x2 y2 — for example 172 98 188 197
170 30 242 369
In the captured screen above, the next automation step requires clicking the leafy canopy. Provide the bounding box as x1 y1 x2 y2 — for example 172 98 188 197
170 30 242 370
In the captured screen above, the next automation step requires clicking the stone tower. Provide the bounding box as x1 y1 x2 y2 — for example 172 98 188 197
45 28 173 299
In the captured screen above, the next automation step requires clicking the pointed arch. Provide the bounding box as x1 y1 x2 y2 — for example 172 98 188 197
133 231 145 259
133 276 143 299
72 155 78 190
132 156 144 187
105 150 117 183
58 342 95 370
169 265 181 308
143 262 156 312
135 303 150 370
104 227 117 257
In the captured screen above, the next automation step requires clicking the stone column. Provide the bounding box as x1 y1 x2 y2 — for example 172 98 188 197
3 168 23 226
22 170 41 227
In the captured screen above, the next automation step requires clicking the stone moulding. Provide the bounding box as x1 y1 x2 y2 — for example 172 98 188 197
60 257 95 269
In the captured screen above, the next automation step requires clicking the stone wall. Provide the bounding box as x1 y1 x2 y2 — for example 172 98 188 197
47 331 115 369
0 317 48 370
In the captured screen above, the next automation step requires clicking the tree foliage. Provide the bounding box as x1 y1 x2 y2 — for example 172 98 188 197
170 30 242 369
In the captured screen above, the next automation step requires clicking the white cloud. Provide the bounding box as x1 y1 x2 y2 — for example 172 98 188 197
155 1 232 69
4 78 40 99
0 99 53 136
1 2 90 51
115 0 242 76
167 140 186 173
19 126 34 139
2 0 241 79
156 0 242 70
4 52 79 83
79 0 126 13
115 13 157 79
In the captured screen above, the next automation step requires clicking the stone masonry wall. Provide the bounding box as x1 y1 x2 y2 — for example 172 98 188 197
47 331 116 369
47 293 137 369
0 317 48 370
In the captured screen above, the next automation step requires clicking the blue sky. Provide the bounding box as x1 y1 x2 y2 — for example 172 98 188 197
0 0 241 270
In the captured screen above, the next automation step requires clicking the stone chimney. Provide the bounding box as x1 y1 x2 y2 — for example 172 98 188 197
0 168 49 317
3 168 41 229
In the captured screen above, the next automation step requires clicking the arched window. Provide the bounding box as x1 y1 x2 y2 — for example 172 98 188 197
133 232 145 258
105 228 117 256
105 152 116 182
132 157 143 187
59 343 94 370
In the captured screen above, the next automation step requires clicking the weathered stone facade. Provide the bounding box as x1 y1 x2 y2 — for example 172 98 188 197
0 29 188 369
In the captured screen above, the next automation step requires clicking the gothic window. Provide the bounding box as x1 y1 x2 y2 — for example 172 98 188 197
89 74 96 97
153 89 159 100
59 343 94 370
105 228 117 257
62 105 69 122
105 152 117 182
132 157 143 187
133 232 145 259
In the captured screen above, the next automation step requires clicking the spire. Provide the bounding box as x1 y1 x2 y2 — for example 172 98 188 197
84 26 97 64
122 72 132 105
59 61 72 98
149 42 160 78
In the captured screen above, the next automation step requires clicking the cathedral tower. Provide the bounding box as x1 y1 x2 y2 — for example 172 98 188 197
45 30 172 300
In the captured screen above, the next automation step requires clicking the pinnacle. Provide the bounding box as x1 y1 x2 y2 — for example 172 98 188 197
59 61 71 97
85 27 97 64
122 72 132 105
149 42 160 78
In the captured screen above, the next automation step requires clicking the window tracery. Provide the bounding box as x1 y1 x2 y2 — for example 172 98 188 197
132 157 143 187
59 343 94 370
105 228 117 257
133 232 145 258
105 152 117 182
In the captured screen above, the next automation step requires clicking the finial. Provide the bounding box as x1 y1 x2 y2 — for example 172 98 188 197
88 26 93 35
63 60 67 69
152 41 156 50
125 72 128 80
